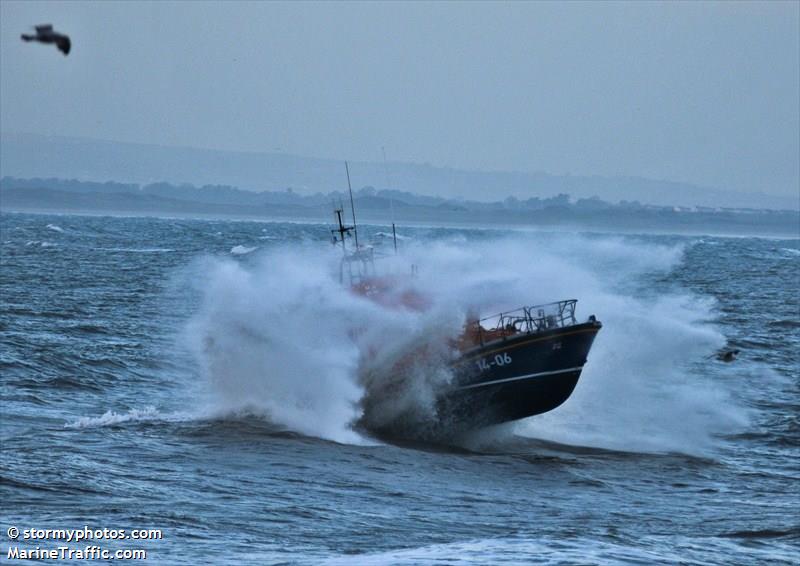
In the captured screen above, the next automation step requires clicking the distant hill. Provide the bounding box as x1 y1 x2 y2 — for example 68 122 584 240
2 132 796 211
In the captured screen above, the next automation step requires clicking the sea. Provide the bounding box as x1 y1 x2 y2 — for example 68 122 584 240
1 212 798 565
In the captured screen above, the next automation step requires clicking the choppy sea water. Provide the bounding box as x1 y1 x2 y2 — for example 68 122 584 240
1 212 798 565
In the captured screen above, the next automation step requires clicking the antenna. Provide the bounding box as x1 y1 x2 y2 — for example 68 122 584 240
331 207 349 253
330 198 353 253
382 147 398 253
345 161 359 250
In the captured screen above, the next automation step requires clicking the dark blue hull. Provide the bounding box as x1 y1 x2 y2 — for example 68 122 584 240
441 320 602 429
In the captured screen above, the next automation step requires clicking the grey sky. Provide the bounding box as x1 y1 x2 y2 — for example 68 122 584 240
1 1 798 198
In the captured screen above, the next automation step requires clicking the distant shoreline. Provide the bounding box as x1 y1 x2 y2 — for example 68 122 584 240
4 200 798 240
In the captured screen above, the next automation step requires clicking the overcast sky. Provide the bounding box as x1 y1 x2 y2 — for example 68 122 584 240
1 1 798 198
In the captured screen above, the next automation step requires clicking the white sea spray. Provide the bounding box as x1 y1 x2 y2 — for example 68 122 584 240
181 233 746 452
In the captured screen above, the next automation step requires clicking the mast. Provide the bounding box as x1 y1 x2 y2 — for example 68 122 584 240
382 146 398 253
345 161 359 250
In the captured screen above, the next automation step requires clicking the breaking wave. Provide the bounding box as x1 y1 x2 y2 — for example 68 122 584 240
375 231 412 241
182 234 746 452
230 245 257 255
25 240 57 248
98 247 176 253
65 407 176 429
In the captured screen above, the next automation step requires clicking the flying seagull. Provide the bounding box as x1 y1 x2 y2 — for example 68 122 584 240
21 24 71 56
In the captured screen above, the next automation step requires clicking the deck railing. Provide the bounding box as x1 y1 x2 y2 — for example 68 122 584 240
340 247 376 286
468 299 578 346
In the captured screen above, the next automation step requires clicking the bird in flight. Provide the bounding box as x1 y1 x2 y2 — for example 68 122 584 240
21 24 71 56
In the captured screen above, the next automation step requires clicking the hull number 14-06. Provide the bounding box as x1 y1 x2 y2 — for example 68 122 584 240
476 352 512 372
